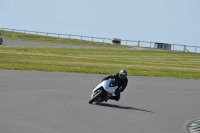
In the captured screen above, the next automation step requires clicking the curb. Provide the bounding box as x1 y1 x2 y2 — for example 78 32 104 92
183 118 200 133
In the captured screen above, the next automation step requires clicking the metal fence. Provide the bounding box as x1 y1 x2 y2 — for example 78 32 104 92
1 27 200 53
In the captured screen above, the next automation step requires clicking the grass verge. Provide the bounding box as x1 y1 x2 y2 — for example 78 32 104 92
0 30 130 48
0 30 200 79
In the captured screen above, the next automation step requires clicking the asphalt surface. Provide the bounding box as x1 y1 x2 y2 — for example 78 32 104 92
1 40 99 48
0 40 200 133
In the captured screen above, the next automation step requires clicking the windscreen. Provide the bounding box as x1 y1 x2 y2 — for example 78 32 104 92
109 79 118 87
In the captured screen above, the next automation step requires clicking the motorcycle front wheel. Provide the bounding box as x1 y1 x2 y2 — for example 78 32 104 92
0 38 3 45
89 89 104 104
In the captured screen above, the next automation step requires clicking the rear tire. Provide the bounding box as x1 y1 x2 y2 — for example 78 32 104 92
89 89 103 104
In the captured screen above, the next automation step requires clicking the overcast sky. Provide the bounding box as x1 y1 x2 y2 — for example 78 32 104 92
0 0 200 46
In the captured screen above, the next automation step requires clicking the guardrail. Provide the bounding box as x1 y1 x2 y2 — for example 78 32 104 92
1 27 200 53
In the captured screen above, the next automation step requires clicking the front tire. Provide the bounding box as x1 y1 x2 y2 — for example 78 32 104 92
0 38 3 45
89 89 103 104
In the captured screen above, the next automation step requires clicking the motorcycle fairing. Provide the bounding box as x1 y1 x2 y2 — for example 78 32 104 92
91 78 118 99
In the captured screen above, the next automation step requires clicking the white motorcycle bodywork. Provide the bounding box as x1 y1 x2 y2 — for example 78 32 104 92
90 78 118 103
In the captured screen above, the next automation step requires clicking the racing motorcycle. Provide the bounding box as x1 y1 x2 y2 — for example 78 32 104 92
89 78 118 104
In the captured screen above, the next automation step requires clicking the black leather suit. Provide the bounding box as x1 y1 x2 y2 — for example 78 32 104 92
102 73 128 101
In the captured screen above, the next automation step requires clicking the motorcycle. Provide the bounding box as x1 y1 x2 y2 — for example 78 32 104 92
89 78 118 104
0 33 3 45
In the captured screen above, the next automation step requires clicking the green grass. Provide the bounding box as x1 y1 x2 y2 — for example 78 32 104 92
0 30 200 79
0 30 130 48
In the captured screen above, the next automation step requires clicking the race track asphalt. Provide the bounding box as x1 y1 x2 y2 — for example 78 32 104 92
0 40 200 133
1 40 99 48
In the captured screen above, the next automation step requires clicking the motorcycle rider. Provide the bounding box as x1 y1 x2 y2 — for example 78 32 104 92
102 69 128 101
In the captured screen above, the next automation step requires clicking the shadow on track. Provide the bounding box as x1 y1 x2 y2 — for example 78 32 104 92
94 103 153 113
